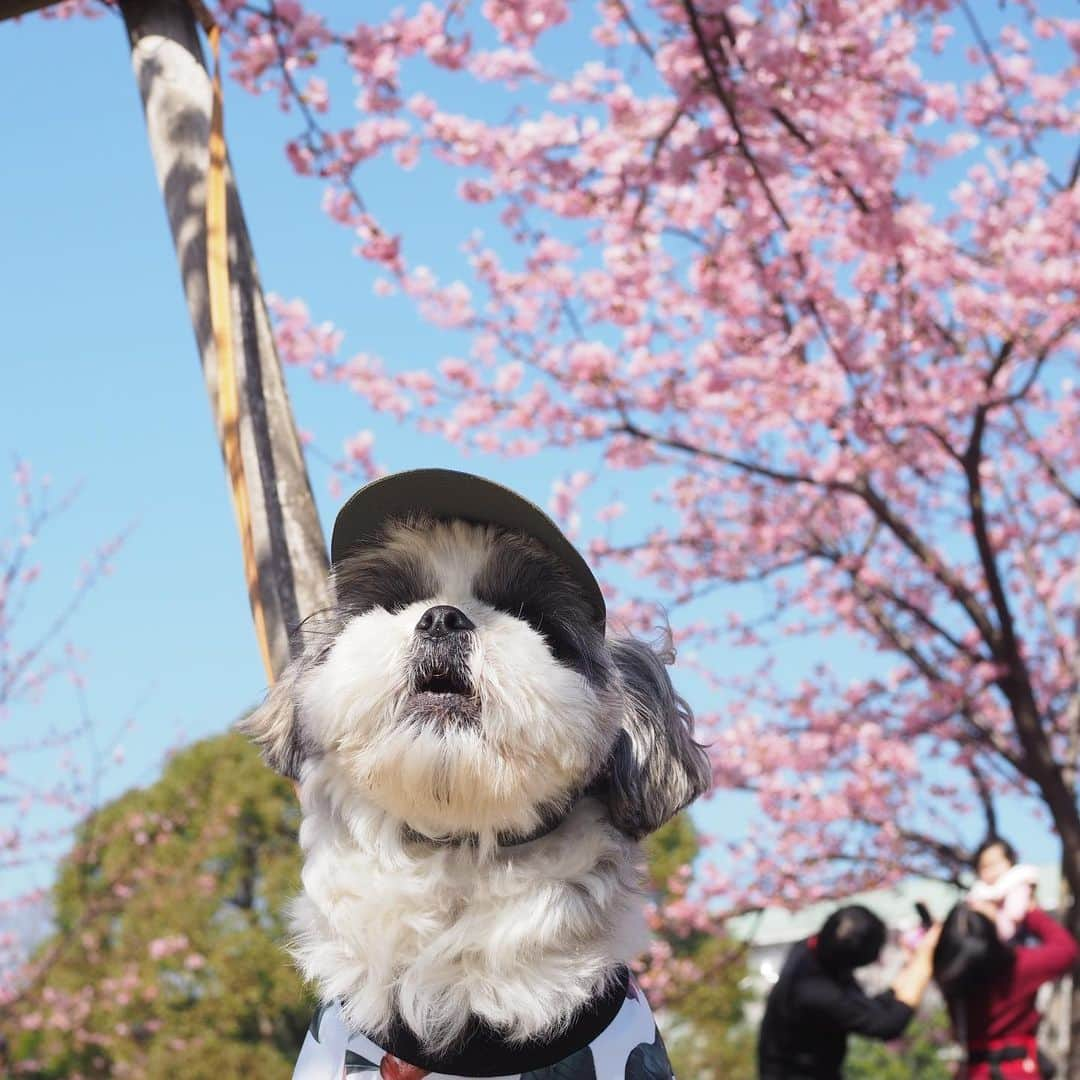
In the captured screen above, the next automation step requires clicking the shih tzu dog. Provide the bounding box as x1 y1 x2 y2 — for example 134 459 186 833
242 469 711 1079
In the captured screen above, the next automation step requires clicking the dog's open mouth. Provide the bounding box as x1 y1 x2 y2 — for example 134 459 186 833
409 666 480 728
408 644 479 726
415 669 472 696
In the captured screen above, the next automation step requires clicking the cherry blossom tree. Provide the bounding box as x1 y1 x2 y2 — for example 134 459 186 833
0 463 134 1011
216 0 1078 910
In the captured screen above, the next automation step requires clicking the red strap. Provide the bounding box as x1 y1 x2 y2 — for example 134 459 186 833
379 1056 430 1080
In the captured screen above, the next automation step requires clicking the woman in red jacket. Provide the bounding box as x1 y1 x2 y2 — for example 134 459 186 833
934 901 1077 1078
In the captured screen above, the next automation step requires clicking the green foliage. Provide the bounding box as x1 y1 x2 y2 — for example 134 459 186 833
4 732 311 1078
643 811 700 895
845 1011 953 1080
662 933 758 1080
645 817 757 1080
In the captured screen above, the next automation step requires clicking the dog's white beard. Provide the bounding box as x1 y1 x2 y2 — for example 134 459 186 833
290 782 648 1053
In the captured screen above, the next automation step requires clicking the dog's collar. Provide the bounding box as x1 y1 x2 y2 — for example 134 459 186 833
401 796 580 850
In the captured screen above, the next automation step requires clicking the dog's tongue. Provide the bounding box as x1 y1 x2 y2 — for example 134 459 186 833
379 1055 429 1080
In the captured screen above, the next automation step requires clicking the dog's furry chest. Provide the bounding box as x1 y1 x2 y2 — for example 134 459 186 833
290 794 649 1051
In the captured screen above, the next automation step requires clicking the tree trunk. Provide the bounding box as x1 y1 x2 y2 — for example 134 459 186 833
117 0 330 678
0 0 59 20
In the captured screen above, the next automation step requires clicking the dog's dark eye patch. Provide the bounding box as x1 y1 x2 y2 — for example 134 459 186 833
474 536 608 685
332 546 438 616
514 602 579 665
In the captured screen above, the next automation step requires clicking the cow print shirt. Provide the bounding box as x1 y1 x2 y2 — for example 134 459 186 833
293 970 674 1079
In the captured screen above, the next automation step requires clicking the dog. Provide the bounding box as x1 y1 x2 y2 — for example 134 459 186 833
242 470 712 1078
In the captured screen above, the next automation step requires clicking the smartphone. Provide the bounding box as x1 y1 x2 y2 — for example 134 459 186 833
915 901 933 929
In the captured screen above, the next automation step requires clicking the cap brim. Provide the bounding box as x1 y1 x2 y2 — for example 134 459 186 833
331 469 606 625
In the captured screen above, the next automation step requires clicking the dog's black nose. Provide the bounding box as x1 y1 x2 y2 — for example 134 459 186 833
415 605 475 639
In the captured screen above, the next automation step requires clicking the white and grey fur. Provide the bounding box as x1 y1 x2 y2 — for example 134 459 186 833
241 514 711 1055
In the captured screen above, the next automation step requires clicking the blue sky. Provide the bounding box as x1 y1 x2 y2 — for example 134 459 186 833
1 4 1068 908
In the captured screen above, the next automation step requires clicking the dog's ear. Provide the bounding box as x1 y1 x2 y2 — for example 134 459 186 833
601 637 711 840
237 667 306 781
237 618 332 781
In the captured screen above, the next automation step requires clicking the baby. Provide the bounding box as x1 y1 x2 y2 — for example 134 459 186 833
968 835 1040 944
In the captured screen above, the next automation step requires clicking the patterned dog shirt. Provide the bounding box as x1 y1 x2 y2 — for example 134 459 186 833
293 969 675 1079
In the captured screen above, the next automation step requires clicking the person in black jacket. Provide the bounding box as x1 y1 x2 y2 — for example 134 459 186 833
757 904 942 1079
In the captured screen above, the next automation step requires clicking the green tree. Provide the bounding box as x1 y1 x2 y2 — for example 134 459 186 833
644 816 757 1080
3 732 311 1078
845 1011 953 1080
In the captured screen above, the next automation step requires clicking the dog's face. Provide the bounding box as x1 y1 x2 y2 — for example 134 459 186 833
301 517 615 837
243 516 710 840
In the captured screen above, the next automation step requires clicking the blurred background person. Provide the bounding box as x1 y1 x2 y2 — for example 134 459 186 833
969 836 1041 946
758 903 941 1079
933 898 1077 1079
